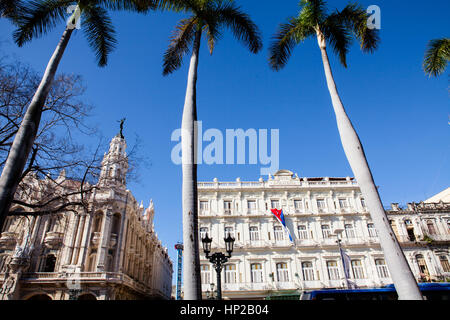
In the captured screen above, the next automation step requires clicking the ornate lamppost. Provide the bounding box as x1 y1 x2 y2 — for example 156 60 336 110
201 233 235 300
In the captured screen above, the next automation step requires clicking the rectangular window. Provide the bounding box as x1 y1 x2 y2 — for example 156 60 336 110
367 223 378 238
294 200 304 212
327 261 340 280
339 198 349 209
375 259 389 278
224 201 232 215
251 264 263 283
247 200 257 213
274 226 284 241
225 264 237 284
297 225 309 240
201 265 211 285
360 198 366 208
224 226 234 238
345 224 356 238
199 227 209 240
439 256 450 273
276 263 289 282
321 225 331 239
351 260 365 279
302 262 315 281
317 199 326 213
271 200 280 209
249 227 260 241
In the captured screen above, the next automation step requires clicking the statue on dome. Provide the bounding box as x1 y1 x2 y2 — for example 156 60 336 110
118 118 126 138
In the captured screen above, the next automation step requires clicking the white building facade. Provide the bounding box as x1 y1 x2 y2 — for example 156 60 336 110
197 170 450 300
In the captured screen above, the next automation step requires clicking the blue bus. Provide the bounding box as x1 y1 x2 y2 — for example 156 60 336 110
299 283 450 300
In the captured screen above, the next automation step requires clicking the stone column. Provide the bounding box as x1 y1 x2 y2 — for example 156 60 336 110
71 215 86 265
77 214 92 270
62 214 80 266
96 208 112 271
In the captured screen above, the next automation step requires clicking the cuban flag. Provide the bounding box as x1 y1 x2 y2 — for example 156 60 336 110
270 209 293 242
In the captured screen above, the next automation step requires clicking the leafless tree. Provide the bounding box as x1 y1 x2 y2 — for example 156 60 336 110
0 57 145 219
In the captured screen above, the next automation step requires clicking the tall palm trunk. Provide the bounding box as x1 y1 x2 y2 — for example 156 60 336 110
316 31 423 300
181 28 202 300
0 27 74 231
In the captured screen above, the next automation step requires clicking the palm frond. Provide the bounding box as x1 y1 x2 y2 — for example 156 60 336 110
82 5 117 67
423 38 450 77
299 0 327 25
321 12 352 67
216 1 262 54
163 16 197 75
12 0 73 46
204 23 221 55
269 17 313 71
338 3 380 53
0 0 24 19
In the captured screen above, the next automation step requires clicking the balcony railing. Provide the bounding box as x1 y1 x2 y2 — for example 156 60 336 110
198 179 358 190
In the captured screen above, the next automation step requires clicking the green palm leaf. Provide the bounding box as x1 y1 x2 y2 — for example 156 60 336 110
12 0 73 46
82 4 117 67
269 17 314 71
216 1 262 54
423 38 450 77
163 17 197 75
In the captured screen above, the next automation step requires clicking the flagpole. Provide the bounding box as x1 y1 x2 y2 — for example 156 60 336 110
334 229 350 289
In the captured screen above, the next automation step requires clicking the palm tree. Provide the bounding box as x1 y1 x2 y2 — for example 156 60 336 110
423 38 449 77
0 0 153 231
0 0 21 17
269 0 423 300
162 0 262 300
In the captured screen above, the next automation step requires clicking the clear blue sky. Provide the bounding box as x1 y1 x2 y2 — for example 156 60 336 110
0 0 449 277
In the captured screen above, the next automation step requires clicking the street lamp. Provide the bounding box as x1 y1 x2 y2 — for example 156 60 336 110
333 228 350 289
201 233 235 300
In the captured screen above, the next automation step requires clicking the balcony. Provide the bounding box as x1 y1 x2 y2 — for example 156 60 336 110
295 239 318 247
270 240 294 248
0 232 18 250
44 231 64 249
